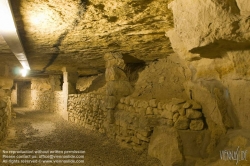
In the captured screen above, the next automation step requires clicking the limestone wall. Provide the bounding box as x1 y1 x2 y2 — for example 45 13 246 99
67 93 154 151
118 97 204 131
20 82 31 107
31 76 63 112
167 0 250 130
0 98 11 141
51 91 64 113
0 77 13 142
76 76 98 92
66 56 208 165
57 49 250 165
31 90 51 111
31 78 52 111
11 88 17 105
166 0 250 165
68 93 106 133
67 92 205 153
114 97 205 152
132 57 189 101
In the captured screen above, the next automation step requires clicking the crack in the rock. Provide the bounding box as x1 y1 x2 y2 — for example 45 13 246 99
41 1 88 73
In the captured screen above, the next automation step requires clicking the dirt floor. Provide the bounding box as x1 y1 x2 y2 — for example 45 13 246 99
0 108 162 166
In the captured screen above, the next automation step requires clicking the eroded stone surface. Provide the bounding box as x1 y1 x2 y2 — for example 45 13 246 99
174 116 190 130
189 119 204 131
148 126 183 166
2 1 250 166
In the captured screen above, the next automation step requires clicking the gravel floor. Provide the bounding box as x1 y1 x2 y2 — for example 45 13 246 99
0 108 162 166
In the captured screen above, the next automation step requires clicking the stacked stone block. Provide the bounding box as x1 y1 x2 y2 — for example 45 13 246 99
118 97 205 131
0 98 11 141
51 92 64 113
113 110 154 152
112 96 206 152
115 97 160 152
161 98 204 130
67 93 107 133
31 90 51 111
31 78 53 111
67 93 206 153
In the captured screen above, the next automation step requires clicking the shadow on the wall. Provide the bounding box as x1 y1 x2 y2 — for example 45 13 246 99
190 40 250 59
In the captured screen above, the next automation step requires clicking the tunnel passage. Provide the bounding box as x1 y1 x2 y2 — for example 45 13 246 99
1 53 209 166
0 108 161 166
1 0 250 165
11 81 31 108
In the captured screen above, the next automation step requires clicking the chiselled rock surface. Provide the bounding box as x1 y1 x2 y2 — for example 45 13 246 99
0 99 11 141
148 126 183 166
0 77 13 142
165 1 250 165
105 53 133 97
1 0 174 75
132 55 189 100
2 0 250 166
167 0 250 58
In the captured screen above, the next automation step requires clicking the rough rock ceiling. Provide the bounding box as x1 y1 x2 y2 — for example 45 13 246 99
0 0 174 76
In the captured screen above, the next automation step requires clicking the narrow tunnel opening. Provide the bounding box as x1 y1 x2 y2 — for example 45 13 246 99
12 80 31 108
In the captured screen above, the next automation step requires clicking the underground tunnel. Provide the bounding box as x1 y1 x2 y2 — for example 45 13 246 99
0 0 250 165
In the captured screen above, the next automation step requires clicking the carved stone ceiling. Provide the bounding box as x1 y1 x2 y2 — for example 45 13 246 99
0 0 173 76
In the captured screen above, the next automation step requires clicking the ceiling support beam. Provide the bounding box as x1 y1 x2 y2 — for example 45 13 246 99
0 0 30 70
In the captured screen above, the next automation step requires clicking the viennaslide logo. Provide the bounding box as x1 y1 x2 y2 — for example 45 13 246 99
220 146 247 165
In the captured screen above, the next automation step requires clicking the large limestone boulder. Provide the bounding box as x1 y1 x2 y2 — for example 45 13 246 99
148 126 184 166
105 67 128 82
168 0 250 51
76 75 98 92
106 81 133 97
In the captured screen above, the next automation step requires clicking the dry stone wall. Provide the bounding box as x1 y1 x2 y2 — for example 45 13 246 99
19 82 31 107
114 97 205 153
66 56 207 166
31 89 51 111
11 87 17 105
118 97 205 131
68 93 107 133
0 77 13 142
31 76 63 112
51 91 64 113
67 93 154 151
66 55 208 165
0 98 11 141
67 92 205 153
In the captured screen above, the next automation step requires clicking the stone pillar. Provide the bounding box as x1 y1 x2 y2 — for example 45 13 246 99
62 67 78 94
16 82 21 107
0 67 14 138
0 76 13 140
61 67 78 120
104 53 133 123
49 75 62 113
11 83 17 105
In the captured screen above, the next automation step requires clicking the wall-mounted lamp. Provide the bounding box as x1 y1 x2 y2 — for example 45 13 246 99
20 68 29 77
